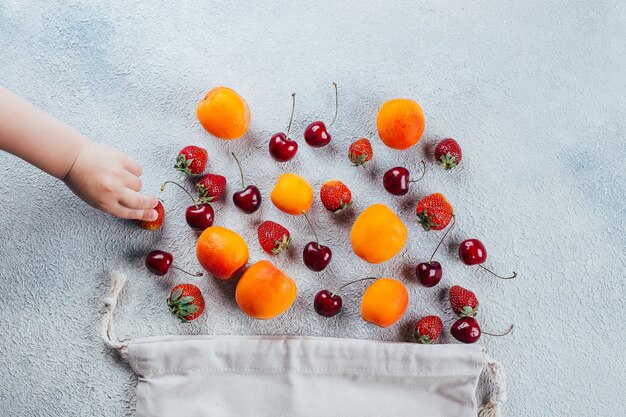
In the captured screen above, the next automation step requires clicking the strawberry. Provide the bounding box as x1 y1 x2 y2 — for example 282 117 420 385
136 200 165 230
196 174 226 203
348 138 373 166
175 146 208 176
413 315 443 344
320 180 352 212
435 138 462 170
167 284 205 323
258 221 291 255
415 193 453 231
449 285 479 317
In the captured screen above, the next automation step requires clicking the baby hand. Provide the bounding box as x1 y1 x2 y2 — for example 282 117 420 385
64 142 158 221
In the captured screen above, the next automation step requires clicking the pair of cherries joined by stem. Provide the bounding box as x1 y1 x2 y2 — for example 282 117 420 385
231 152 262 213
314 277 375 317
302 212 332 272
161 181 214 231
145 250 203 277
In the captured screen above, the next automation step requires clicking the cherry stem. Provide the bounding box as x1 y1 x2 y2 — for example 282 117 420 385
328 82 338 128
286 93 296 139
483 324 514 337
428 215 455 263
478 264 517 280
331 277 376 297
302 211 320 248
409 160 426 182
161 181 198 208
231 152 245 189
172 265 203 277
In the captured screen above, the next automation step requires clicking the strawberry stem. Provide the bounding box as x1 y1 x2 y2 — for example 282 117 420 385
331 277 376 297
302 211 320 248
286 93 296 139
428 215 455 263
328 82 338 128
172 265 203 277
231 152 245 189
409 160 426 182
483 324 514 337
478 264 517 280
161 181 198 208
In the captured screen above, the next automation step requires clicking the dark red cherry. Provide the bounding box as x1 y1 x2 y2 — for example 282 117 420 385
303 242 332 272
269 93 298 161
416 261 442 287
459 238 487 265
314 290 342 317
145 250 203 277
451 317 482 343
185 203 214 231
383 167 410 195
304 82 338 148
233 185 261 214
269 133 298 162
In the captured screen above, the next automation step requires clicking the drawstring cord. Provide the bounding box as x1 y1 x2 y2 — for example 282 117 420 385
479 349 507 416
101 271 129 360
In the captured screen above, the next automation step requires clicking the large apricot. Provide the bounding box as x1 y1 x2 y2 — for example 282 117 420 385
196 87 251 140
376 99 425 150
350 204 407 263
361 278 408 328
235 260 297 320
196 226 248 280
270 173 313 215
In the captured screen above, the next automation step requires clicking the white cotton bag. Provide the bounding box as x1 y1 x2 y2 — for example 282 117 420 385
103 272 507 417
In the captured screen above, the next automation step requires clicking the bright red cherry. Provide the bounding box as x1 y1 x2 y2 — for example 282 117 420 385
231 153 261 213
304 82 338 148
302 212 332 271
459 238 517 279
451 317 514 344
161 181 215 231
145 250 203 277
314 290 342 317
416 215 455 287
269 93 299 162
383 161 426 195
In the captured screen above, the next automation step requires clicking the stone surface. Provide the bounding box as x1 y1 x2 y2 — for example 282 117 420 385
0 1 625 416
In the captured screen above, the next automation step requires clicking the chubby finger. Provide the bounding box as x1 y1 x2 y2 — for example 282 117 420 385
123 171 142 192
120 153 143 176
119 188 158 210
110 204 158 221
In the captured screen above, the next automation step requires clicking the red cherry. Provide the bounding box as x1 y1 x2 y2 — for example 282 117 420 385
302 212 332 271
231 153 262 213
416 261 442 287
269 93 299 162
383 161 426 196
145 250 202 277
450 317 482 343
459 238 517 279
304 82 338 148
314 290 342 317
185 203 214 231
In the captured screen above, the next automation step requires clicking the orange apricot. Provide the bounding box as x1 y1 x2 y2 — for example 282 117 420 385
196 87 251 140
270 173 314 215
196 226 249 280
376 99 425 150
235 260 297 320
350 204 407 263
361 278 408 328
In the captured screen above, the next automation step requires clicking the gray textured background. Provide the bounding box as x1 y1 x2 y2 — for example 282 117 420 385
1 1 625 416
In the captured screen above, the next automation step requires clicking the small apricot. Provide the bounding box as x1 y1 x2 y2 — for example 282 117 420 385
270 173 314 215
376 99 425 150
235 260 297 320
196 226 249 280
350 204 407 263
196 87 251 140
361 278 408 328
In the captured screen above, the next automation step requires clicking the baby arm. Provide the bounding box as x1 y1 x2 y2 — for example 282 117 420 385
0 87 157 221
